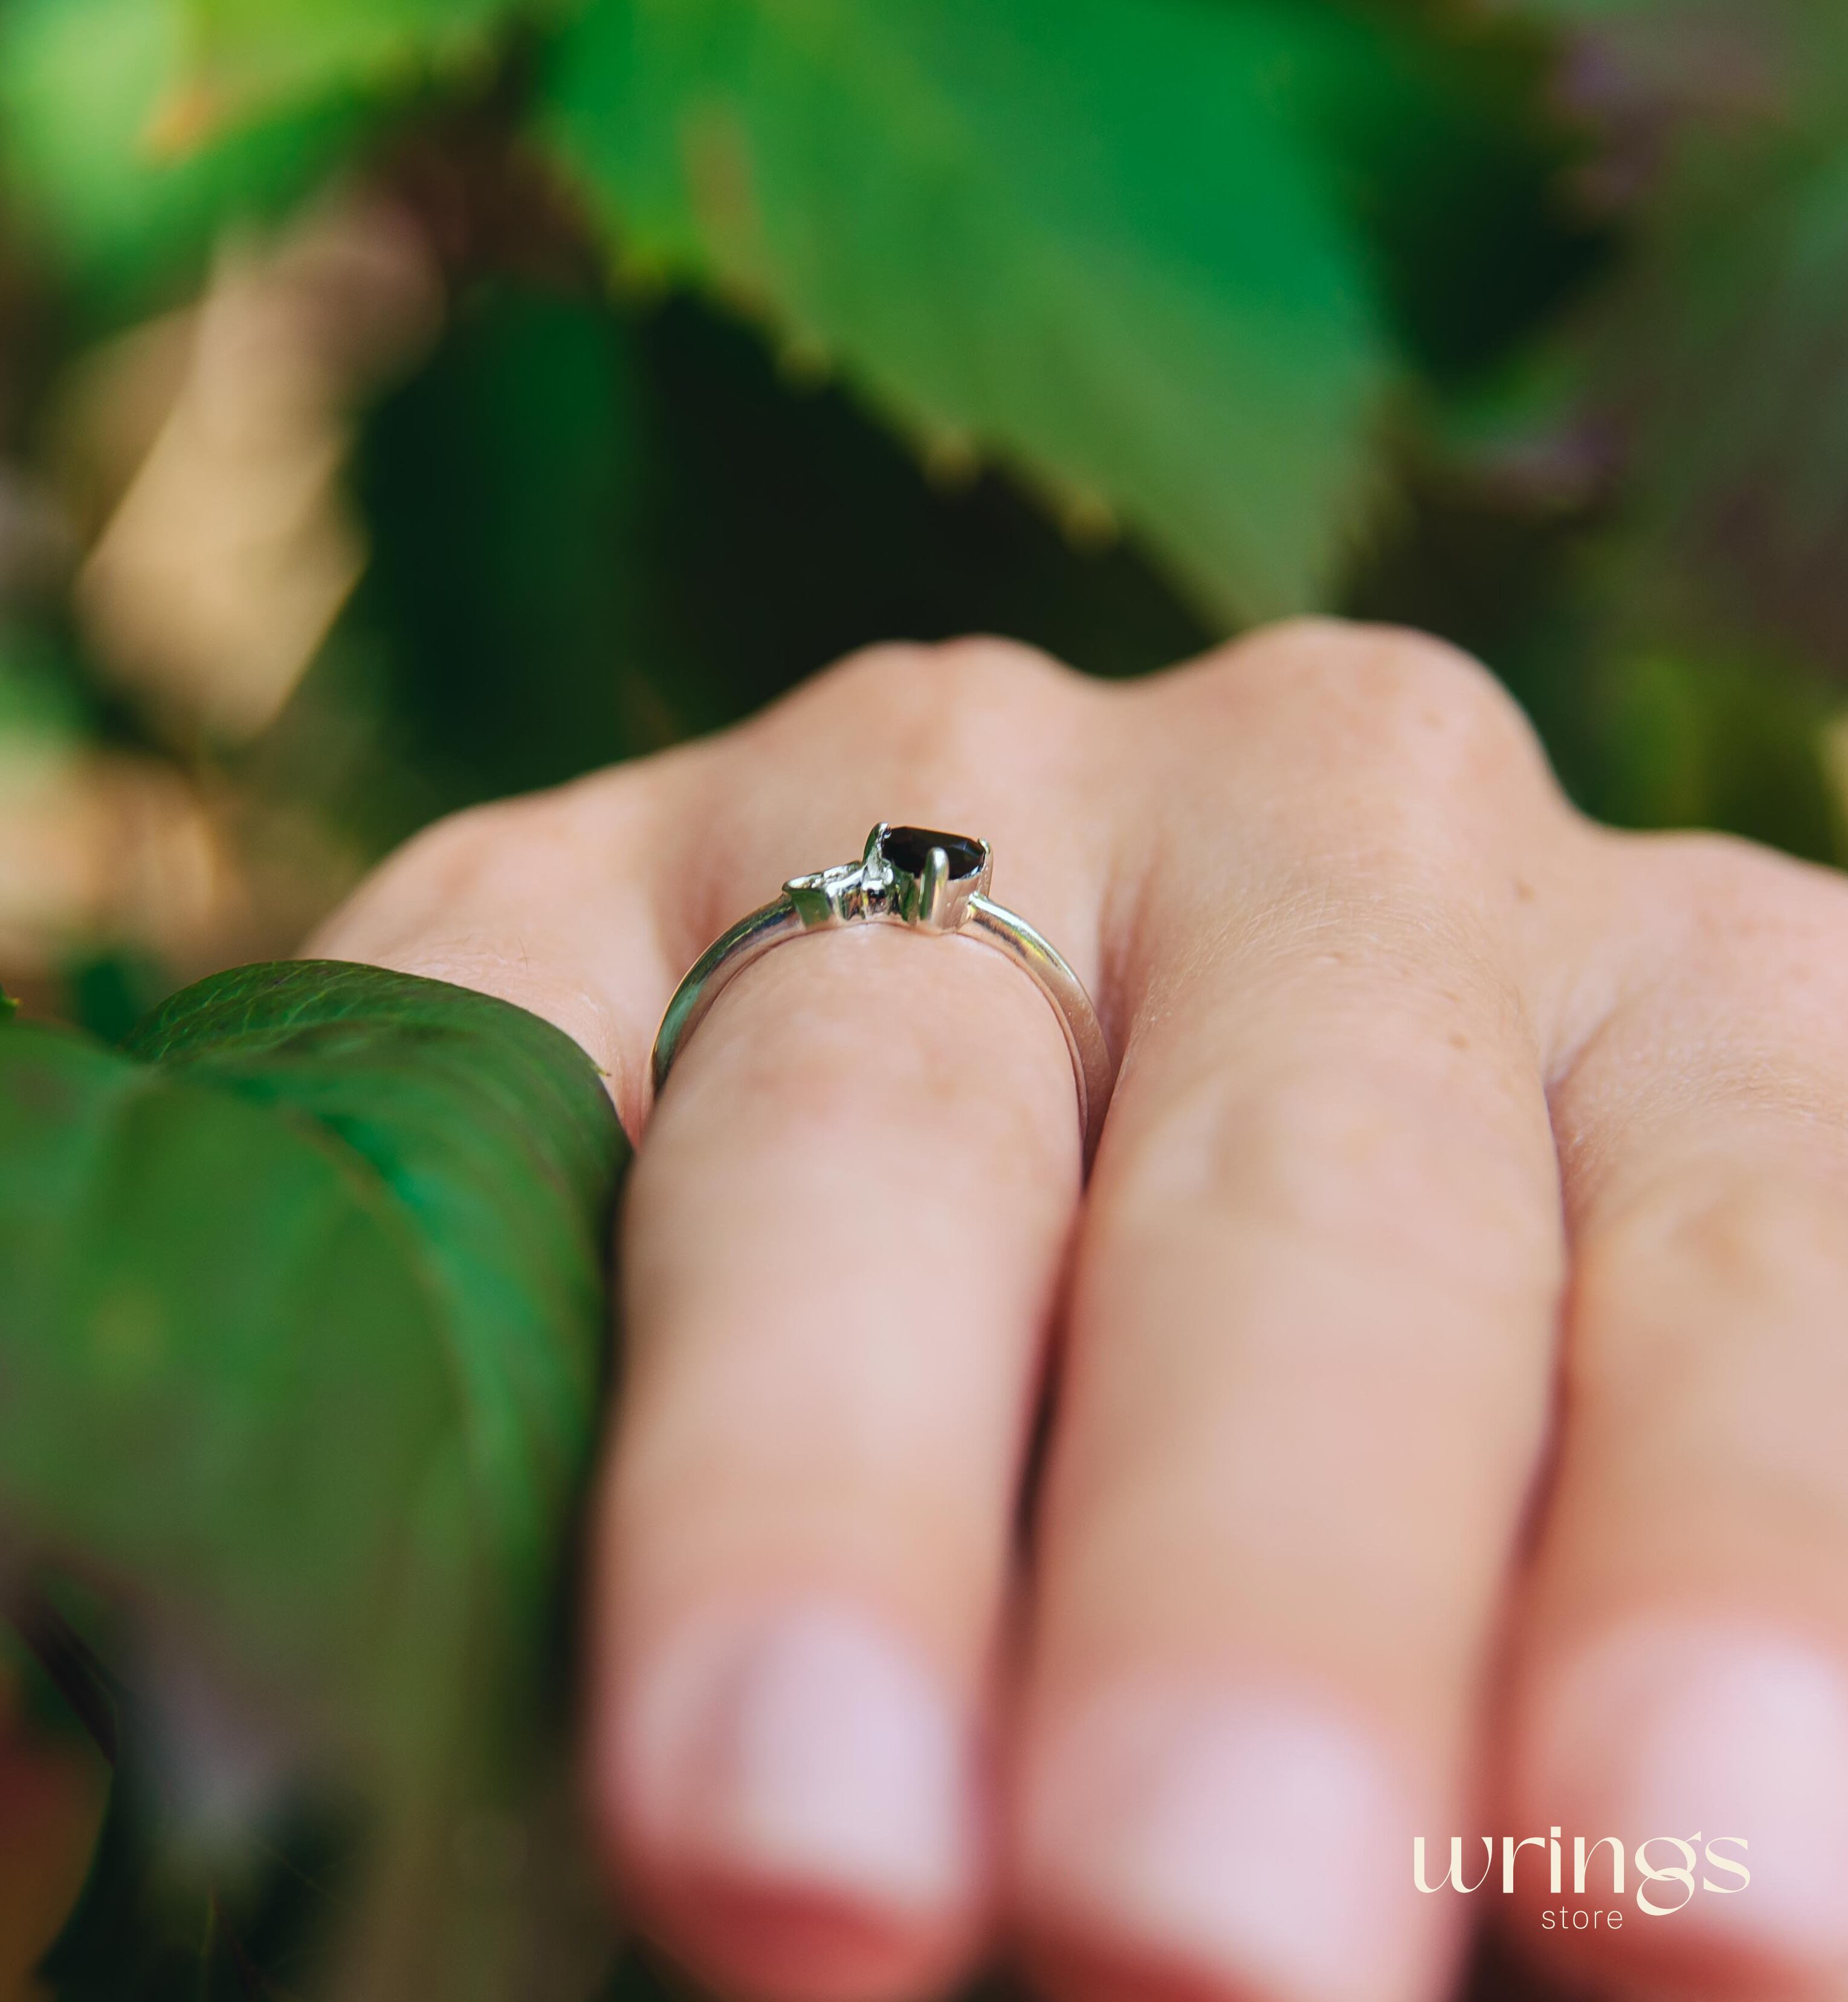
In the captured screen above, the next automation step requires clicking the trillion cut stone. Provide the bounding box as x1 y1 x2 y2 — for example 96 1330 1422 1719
880 825 986 880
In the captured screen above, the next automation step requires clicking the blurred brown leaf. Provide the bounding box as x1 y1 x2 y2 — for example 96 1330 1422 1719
69 197 441 742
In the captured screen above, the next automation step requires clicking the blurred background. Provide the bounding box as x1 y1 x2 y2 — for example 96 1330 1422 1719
2 0 1847 1991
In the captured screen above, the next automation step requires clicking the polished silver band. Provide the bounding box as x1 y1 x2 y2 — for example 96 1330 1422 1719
651 822 1111 1167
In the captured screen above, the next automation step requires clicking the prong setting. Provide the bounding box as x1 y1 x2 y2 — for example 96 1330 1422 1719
786 823 991 931
916 845 951 926
656 818 1109 1167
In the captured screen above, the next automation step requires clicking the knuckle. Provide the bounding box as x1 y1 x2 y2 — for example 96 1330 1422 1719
308 803 509 965
1191 617 1555 811
1119 1047 1558 1298
375 792 553 902
1672 829 1848 933
1626 831 1848 1012
1578 1165 1844 1336
802 633 1083 789
1209 1064 1438 1230
829 633 1073 722
335 801 514 926
1324 624 1548 791
318 773 642 959
923 630 1075 699
1566 1163 1848 1543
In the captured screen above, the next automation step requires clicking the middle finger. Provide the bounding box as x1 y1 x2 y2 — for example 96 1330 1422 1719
1014 623 1597 2002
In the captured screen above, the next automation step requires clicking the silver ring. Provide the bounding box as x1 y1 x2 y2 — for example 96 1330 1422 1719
651 822 1111 1167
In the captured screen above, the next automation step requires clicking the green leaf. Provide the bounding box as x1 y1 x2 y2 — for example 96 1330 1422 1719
1287 9 1606 385
349 287 666 818
0 961 627 1997
0 0 369 303
177 0 514 113
0 0 522 306
540 0 1394 623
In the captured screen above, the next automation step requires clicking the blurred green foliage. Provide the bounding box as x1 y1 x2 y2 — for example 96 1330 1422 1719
2 962 625 1998
0 0 1842 873
4 1 1848 1995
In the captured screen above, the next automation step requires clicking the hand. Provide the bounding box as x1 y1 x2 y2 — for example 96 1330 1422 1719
312 621 1848 2002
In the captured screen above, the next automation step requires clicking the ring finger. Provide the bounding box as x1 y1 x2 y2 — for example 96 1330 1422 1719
587 643 1116 2002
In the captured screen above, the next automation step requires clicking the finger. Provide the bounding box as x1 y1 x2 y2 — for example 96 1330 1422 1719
1010 626 1583 2002
303 766 688 1121
1504 835 1848 1999
589 646 1112 2002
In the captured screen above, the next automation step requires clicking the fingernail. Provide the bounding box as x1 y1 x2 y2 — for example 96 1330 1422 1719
1020 1688 1424 2002
1527 1621 1848 1965
621 1601 975 1913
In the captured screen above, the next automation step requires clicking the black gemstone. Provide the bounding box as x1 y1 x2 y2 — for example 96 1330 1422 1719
881 825 986 880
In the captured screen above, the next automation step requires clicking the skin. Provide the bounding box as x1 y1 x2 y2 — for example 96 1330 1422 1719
314 620 1848 2002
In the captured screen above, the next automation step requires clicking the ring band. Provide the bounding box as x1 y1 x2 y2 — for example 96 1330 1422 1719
650 822 1111 1167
